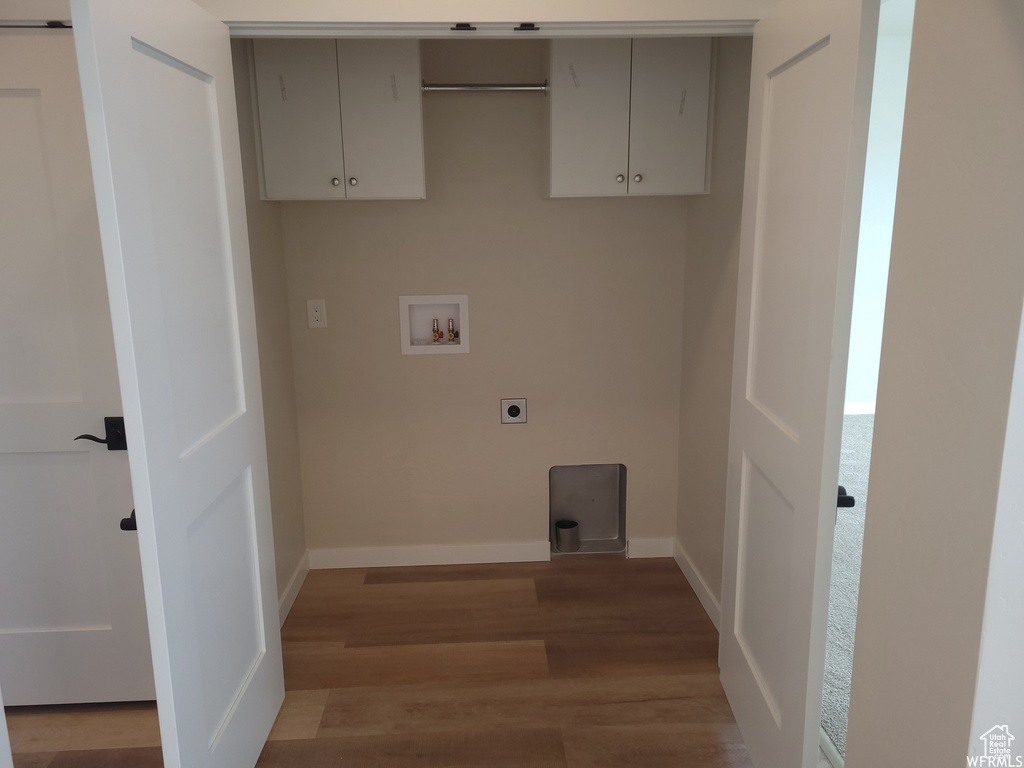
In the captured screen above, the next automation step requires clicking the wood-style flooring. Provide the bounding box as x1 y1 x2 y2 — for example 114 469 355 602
6 556 752 767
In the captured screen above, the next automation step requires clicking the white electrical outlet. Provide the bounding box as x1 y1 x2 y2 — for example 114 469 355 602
306 299 327 328
501 398 527 424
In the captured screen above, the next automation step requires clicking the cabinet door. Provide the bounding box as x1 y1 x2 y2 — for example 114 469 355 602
549 39 632 197
337 40 425 200
253 38 346 200
628 38 712 196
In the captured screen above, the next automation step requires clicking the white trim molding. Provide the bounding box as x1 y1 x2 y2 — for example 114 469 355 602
227 20 758 39
627 538 674 558
308 541 551 570
277 550 310 627
819 726 844 767
673 538 721 631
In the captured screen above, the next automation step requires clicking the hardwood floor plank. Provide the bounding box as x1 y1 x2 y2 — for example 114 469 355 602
360 556 670 585
317 673 736 738
4 703 160 754
545 631 720 679
534 566 707 611
266 689 331 741
360 557 625 585
283 639 549 690
535 578 705 611
256 728 567 768
292 577 538 613
362 561 551 584
285 570 366 613
332 592 712 650
283 577 539 635
336 602 712 648
44 747 163 768
292 569 365 588
282 576 541 644
562 724 754 768
327 603 544 647
12 754 56 768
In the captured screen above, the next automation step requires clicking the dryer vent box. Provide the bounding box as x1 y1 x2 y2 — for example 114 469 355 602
549 464 626 556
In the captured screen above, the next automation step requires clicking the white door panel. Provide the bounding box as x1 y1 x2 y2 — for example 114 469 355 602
70 0 284 765
721 0 878 765
0 29 153 706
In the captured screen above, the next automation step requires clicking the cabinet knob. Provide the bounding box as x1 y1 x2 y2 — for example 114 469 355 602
331 177 341 187
348 177 358 187
615 174 625 183
633 174 643 183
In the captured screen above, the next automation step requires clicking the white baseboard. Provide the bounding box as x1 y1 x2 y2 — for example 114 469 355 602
307 541 551 570
820 725 844 768
277 550 309 628
673 538 721 631
627 538 674 558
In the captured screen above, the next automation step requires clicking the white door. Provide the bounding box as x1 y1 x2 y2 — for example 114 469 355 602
70 0 284 766
0 28 153 706
719 0 878 765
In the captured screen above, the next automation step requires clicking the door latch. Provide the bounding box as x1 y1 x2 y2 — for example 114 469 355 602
75 416 128 451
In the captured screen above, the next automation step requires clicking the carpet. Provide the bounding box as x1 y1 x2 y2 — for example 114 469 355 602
821 413 874 758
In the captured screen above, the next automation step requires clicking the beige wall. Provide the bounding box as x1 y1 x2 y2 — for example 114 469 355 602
231 41 308 596
282 41 691 553
845 1 1024 764
675 37 752 605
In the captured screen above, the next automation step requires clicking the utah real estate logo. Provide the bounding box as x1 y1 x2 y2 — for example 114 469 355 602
968 726 1023 767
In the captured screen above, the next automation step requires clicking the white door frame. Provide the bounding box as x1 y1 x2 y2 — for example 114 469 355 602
0 683 11 768
224 20 758 38
0 4 871 766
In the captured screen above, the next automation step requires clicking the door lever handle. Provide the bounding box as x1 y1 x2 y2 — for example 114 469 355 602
75 416 128 451
120 509 137 531
837 485 855 508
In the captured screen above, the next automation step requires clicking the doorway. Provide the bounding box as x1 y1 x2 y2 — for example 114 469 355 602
819 0 916 763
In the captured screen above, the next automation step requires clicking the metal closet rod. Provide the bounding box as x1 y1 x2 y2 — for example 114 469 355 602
421 81 549 93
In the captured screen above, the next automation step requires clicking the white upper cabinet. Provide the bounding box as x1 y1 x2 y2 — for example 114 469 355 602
253 39 425 200
550 37 713 197
337 40 426 200
549 39 633 197
254 39 347 200
628 38 712 196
